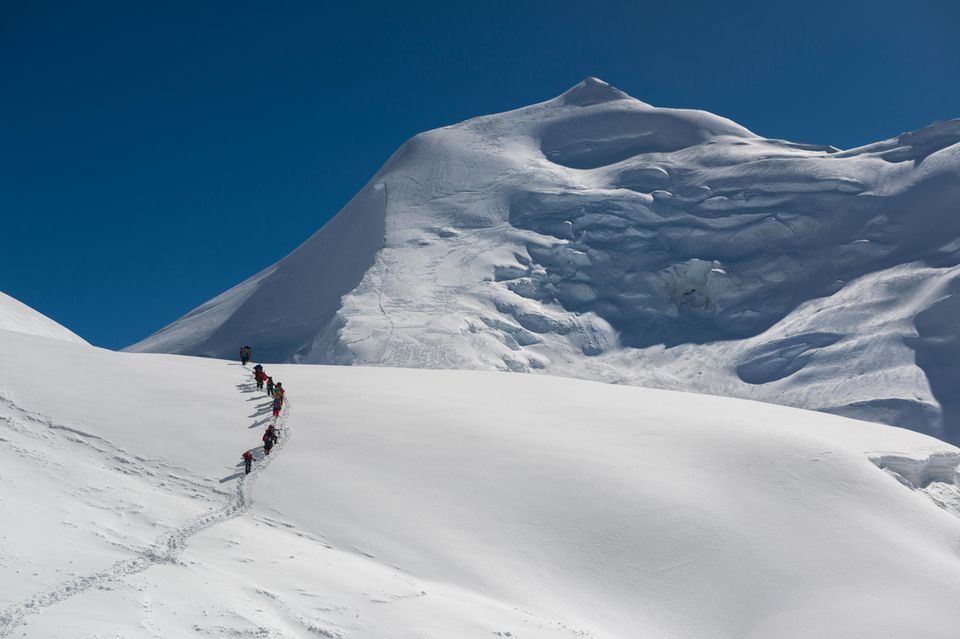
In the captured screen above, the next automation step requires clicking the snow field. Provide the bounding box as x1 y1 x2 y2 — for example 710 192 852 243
4 327 960 637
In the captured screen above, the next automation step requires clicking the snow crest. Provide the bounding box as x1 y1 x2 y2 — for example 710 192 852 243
0 292 86 345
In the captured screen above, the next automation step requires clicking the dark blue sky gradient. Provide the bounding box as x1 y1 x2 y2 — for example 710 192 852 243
2 0 958 348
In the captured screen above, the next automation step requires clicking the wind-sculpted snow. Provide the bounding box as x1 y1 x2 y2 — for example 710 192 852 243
871 451 960 518
539 106 752 169
128 77 960 443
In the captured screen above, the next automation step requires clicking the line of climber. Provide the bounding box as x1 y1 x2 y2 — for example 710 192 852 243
239 346 287 475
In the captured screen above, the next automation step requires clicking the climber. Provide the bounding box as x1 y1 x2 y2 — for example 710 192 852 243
263 425 278 455
272 391 282 419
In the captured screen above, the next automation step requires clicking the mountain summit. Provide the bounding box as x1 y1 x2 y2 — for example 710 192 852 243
560 76 635 106
127 80 960 442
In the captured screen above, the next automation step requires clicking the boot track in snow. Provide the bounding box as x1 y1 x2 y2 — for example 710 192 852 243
0 367 290 637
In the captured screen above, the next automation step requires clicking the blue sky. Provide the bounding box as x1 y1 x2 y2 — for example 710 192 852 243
2 0 958 349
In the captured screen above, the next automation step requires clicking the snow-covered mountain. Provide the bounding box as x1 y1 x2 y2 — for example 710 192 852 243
127 78 960 443
0 291 87 345
6 318 960 637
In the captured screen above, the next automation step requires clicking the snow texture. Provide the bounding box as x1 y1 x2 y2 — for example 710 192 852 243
6 325 960 637
127 77 960 443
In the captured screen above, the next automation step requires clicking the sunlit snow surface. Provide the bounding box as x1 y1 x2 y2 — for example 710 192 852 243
127 78 960 442
0 292 87 345
6 327 960 637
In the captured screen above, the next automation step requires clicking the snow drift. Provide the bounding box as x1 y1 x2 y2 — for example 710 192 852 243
7 324 960 637
127 78 960 443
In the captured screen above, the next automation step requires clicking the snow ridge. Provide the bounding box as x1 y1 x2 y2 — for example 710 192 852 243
0 292 86 345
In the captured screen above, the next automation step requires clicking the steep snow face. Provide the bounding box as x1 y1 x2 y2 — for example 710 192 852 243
128 77 960 442
125 181 387 363
0 291 87 345
6 329 960 637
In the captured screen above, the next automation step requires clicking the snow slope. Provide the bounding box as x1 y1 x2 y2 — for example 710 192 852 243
0 292 86 345
127 77 960 443
7 327 960 637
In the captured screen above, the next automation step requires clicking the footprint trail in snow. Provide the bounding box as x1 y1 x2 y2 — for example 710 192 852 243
0 367 290 637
